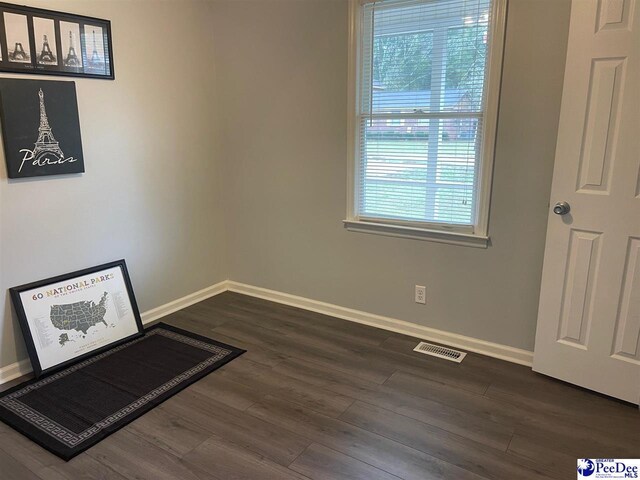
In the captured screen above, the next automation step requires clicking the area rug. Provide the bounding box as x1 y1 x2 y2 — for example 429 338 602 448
0 323 244 460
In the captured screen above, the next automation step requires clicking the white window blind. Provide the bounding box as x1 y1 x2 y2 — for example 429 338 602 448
356 0 493 230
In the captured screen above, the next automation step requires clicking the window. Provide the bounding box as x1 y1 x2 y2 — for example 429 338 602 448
346 0 505 247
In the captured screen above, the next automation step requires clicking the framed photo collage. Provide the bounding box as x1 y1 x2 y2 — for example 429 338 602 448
0 2 113 79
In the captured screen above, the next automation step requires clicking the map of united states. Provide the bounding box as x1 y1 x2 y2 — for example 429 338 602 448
50 292 109 335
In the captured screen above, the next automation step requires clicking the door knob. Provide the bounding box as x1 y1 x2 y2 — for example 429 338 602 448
553 201 571 215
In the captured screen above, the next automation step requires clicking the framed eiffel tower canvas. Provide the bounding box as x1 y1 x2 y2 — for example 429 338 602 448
0 3 113 79
0 79 84 178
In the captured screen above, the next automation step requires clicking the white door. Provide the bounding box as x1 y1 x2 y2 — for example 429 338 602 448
533 0 640 404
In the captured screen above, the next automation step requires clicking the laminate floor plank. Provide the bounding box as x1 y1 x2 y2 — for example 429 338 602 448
506 434 577 480
86 430 217 480
162 314 290 367
186 367 263 411
160 312 225 338
161 388 312 466
370 336 494 394
386 369 640 459
224 293 406 348
213 321 395 384
218 293 393 347
218 358 355 418
36 454 128 480
0 447 43 480
230 307 390 352
272 357 514 451
220 294 491 394
181 301 254 324
339 401 558 480
234 308 491 394
289 443 403 480
485 380 640 436
272 355 379 388
383 370 523 427
214 331 291 367
247 395 488 480
509 421 639 459
0 422 66 475
166 308 231 329
182 434 311 480
124 406 213 457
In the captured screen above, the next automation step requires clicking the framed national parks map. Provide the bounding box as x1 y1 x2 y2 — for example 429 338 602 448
10 260 143 377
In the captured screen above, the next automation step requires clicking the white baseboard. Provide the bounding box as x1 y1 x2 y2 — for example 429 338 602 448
0 358 32 385
1 278 533 385
227 281 534 367
140 280 229 325
0 280 229 385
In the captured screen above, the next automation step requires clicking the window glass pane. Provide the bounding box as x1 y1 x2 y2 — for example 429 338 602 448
361 119 429 222
434 187 474 224
360 117 478 225
372 32 433 113
446 23 489 112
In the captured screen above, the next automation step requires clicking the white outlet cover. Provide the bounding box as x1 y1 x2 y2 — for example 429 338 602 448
415 285 426 304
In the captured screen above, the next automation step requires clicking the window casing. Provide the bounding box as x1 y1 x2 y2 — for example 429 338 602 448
345 0 506 247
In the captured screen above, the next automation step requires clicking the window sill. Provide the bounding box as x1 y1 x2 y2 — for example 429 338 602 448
342 220 489 248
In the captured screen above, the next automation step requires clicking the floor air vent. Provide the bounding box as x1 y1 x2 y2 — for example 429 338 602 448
413 342 466 363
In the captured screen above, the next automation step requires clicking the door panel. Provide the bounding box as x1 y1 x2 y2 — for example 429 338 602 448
613 237 640 361
596 0 633 31
577 57 624 194
557 230 601 347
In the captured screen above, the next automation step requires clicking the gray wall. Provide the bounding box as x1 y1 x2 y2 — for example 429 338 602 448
0 0 226 369
214 0 571 351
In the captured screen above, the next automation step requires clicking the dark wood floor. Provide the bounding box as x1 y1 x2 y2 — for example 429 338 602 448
1 291 638 479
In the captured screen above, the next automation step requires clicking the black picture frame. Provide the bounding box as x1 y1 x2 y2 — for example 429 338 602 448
9 260 144 378
0 2 114 79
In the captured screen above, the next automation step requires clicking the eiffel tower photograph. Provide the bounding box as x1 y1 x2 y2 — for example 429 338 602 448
85 25 106 72
0 79 84 178
60 21 83 67
38 35 56 64
3 12 31 63
34 17 58 66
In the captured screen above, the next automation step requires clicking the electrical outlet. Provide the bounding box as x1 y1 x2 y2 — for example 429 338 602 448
415 285 426 304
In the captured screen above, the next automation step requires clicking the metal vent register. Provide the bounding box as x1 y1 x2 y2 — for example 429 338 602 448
413 342 467 363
